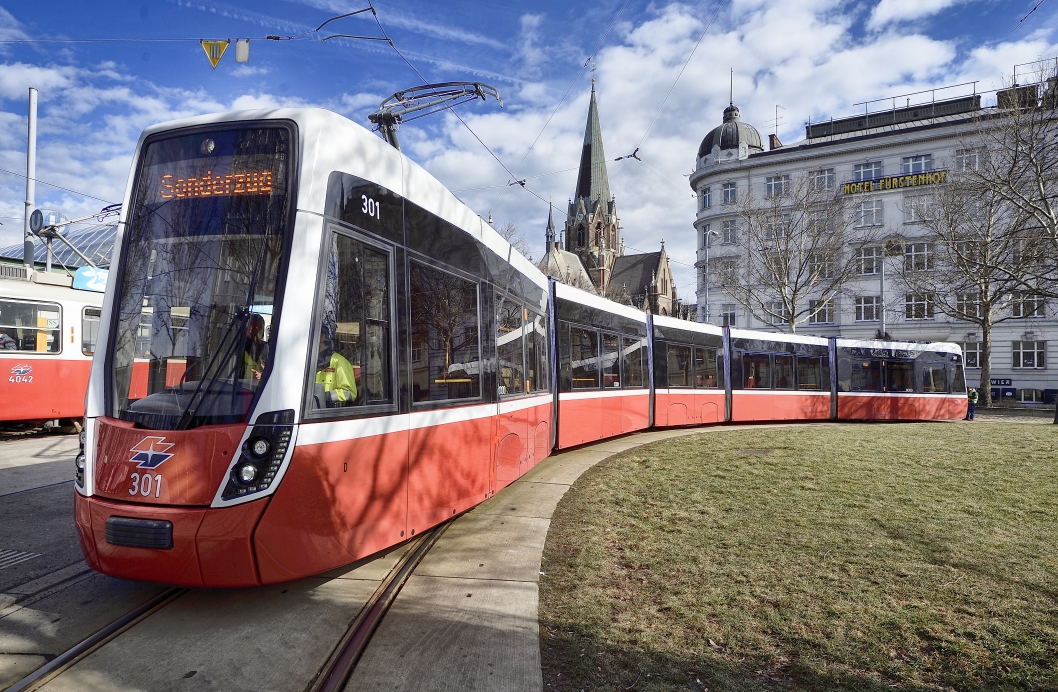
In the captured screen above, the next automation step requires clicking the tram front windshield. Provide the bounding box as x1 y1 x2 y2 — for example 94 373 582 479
107 125 293 429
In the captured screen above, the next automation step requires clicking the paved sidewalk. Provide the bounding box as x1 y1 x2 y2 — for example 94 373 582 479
346 427 712 692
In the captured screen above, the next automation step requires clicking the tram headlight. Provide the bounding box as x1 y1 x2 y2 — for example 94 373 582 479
250 437 271 458
237 464 257 484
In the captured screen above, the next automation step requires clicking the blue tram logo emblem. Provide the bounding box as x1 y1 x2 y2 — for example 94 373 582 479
10 364 32 376
130 437 175 469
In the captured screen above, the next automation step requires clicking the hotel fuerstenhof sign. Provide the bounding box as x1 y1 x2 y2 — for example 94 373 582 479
842 170 948 195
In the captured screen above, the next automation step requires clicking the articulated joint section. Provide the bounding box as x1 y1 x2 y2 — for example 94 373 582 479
221 409 294 501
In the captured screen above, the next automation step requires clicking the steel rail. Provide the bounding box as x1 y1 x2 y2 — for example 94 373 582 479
6 586 189 692
307 521 452 692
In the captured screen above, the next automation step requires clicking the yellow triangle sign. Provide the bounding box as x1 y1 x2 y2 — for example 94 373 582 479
201 40 230 69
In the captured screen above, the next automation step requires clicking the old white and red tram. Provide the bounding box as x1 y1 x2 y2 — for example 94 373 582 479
74 109 967 587
0 273 104 428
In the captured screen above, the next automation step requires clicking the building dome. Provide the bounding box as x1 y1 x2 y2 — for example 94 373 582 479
697 104 764 159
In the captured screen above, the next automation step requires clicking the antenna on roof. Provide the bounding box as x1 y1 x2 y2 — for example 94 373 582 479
729 68 733 106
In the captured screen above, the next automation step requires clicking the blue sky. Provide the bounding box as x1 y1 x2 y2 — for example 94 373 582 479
1 0 1058 297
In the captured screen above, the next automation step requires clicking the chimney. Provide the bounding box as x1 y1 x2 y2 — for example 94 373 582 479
768 134 782 150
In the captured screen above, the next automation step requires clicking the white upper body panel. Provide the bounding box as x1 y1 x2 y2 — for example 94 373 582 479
555 282 649 324
652 314 723 337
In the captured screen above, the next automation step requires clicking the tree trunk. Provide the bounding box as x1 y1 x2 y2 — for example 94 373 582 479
980 320 993 408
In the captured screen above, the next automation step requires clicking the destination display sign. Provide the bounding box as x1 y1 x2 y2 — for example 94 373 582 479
842 170 948 195
159 170 274 199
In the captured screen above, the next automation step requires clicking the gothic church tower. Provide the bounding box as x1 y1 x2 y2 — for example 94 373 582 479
565 80 621 293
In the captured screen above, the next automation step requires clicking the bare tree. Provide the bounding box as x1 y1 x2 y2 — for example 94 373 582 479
958 69 1058 420
897 173 1032 407
495 220 534 261
712 172 878 333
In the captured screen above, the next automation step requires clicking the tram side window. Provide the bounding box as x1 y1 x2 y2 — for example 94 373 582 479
887 361 914 392
410 260 481 403
0 300 61 353
526 310 549 393
311 232 393 412
743 353 771 388
950 354 966 393
496 297 525 396
82 307 102 356
774 355 795 389
601 332 620 388
851 359 882 392
621 336 647 388
797 357 824 390
694 347 720 387
921 362 948 393
570 326 599 389
667 344 692 387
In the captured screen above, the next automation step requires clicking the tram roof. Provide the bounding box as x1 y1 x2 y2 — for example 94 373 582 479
0 224 116 271
130 107 546 292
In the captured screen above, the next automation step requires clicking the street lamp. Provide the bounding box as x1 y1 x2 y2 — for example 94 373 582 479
702 229 719 323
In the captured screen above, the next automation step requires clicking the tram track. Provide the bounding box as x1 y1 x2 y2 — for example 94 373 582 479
3 520 453 692
5 587 188 692
308 521 452 692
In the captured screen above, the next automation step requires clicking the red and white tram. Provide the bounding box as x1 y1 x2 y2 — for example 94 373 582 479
0 273 103 428
74 109 967 587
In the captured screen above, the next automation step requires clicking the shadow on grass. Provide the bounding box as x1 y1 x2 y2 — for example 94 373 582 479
541 627 941 692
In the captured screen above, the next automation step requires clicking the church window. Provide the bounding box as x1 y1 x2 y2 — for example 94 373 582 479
577 226 585 247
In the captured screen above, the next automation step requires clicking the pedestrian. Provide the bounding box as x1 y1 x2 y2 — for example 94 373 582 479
965 387 978 420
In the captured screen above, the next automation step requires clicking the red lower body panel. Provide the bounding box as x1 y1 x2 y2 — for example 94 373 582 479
75 493 268 587
839 394 965 421
732 391 831 422
558 392 649 448
0 357 90 421
655 390 725 426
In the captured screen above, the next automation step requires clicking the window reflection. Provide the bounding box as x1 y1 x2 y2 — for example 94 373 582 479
526 310 549 392
743 354 771 388
797 357 823 390
601 332 620 388
496 295 525 396
774 355 794 389
667 344 692 387
694 347 719 388
887 361 914 393
311 232 392 411
410 261 481 403
570 327 599 389
621 336 646 388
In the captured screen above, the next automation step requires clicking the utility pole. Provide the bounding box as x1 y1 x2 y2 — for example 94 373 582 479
702 229 718 323
23 87 37 275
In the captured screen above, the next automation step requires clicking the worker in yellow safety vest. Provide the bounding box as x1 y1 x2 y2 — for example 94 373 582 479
315 331 357 406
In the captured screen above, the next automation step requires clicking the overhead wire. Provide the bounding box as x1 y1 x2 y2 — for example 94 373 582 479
0 167 118 204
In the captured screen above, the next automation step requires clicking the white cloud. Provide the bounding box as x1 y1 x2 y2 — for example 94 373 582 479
231 65 269 77
867 0 967 30
405 1 1058 299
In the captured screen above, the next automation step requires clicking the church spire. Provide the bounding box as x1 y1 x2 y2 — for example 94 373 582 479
545 202 556 246
572 80 611 206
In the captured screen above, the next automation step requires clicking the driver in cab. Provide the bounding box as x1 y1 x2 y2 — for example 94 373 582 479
315 331 356 407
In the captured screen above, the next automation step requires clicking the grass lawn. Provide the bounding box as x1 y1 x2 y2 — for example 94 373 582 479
539 423 1058 691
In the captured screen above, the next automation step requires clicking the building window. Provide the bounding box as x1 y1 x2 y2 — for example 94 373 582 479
722 182 737 204
857 246 882 275
905 293 935 320
809 299 835 324
721 304 737 327
959 341 981 368
904 242 934 271
700 187 711 210
956 293 981 319
1012 292 1046 318
1017 388 1044 403
700 224 711 248
857 199 884 226
765 174 790 198
763 212 792 239
954 148 980 171
1012 341 1046 369
766 301 789 325
904 195 931 222
901 154 933 174
810 168 835 191
853 161 882 181
721 219 737 244
855 296 880 321
808 252 835 279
